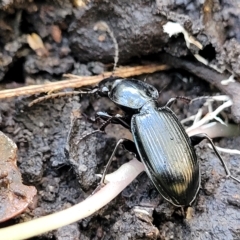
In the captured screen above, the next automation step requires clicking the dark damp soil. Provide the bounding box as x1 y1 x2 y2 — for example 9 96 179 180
0 1 240 240
1 70 240 240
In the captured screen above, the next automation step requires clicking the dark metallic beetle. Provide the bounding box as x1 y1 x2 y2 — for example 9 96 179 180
27 21 239 208
29 72 239 206
92 77 239 207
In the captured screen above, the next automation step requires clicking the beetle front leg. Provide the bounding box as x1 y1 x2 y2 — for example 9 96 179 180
190 133 240 183
77 112 130 143
96 111 131 129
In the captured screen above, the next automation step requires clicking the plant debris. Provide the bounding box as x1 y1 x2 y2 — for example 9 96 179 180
0 131 37 223
27 33 49 57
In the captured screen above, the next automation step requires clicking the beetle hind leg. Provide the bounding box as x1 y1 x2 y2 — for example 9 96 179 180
190 133 240 183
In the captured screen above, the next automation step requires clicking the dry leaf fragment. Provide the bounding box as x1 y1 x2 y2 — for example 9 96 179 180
72 0 89 7
0 131 37 223
27 33 49 57
163 22 203 49
51 25 62 43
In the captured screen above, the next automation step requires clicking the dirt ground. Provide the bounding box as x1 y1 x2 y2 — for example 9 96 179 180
0 1 240 240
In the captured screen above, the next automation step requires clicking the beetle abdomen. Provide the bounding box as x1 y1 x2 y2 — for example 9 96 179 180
131 106 200 206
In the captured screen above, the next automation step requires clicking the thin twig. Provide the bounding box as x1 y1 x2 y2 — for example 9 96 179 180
0 64 170 99
94 21 119 74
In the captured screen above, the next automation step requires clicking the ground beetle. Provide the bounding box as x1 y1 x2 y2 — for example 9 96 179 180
86 76 240 207
30 21 239 207
29 68 240 207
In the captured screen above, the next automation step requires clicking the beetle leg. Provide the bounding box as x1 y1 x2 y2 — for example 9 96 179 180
96 111 131 129
165 98 177 108
91 138 138 195
165 96 191 108
100 138 137 185
190 133 240 183
76 112 130 143
77 117 114 143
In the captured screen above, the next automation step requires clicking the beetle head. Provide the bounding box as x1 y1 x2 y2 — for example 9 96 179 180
98 77 123 97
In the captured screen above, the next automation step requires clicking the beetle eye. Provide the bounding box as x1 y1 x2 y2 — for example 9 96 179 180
101 86 109 93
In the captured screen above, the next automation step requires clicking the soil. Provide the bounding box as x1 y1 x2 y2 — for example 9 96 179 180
0 1 240 240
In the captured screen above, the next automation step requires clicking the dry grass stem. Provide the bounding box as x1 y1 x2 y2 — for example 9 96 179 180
0 64 170 100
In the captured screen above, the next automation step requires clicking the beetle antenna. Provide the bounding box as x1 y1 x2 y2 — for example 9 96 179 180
28 88 98 107
94 21 119 75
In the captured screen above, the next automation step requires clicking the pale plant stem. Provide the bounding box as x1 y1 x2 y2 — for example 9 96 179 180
0 159 145 240
207 144 240 155
186 99 232 132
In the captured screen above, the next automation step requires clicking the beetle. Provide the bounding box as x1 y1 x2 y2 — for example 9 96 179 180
28 20 240 207
86 76 240 207
28 71 240 207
